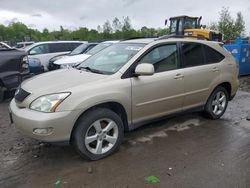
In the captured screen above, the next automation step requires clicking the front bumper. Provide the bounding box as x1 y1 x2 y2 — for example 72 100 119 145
10 99 81 142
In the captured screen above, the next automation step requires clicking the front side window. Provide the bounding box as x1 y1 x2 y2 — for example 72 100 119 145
78 43 145 75
29 44 49 55
138 44 179 73
182 42 204 67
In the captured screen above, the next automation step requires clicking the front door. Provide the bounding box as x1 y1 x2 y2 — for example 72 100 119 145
131 43 184 123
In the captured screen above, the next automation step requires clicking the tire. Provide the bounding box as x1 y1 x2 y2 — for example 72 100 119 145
72 108 124 160
204 86 229 119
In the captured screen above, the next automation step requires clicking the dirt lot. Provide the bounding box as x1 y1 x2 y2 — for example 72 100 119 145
0 77 250 188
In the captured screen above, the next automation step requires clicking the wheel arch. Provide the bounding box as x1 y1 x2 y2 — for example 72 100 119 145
70 101 129 143
208 82 232 103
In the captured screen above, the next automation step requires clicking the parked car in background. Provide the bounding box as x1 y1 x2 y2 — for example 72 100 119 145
15 41 35 49
48 43 98 71
0 42 11 49
25 41 86 71
10 38 239 160
53 41 119 69
0 48 29 102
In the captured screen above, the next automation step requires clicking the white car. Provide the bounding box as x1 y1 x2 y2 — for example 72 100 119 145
25 41 86 71
54 41 120 68
0 42 11 49
15 41 35 49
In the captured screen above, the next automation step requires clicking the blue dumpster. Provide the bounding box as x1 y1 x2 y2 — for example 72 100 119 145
224 38 250 76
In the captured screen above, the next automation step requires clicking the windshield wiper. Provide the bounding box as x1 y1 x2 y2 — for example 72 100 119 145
78 66 104 74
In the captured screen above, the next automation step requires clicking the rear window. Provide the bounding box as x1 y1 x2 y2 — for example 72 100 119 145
204 45 225 64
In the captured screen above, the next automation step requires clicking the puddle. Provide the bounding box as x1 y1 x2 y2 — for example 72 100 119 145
166 118 201 132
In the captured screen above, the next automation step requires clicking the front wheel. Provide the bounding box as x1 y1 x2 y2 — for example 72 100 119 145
72 108 124 160
204 86 229 119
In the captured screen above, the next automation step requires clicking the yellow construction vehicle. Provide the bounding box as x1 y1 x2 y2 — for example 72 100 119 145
165 15 222 42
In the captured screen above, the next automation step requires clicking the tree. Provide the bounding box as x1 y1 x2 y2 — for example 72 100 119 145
217 7 246 40
122 16 132 32
234 12 245 38
112 17 122 32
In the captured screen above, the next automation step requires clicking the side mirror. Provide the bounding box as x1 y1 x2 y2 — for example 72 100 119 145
165 19 168 26
135 63 155 76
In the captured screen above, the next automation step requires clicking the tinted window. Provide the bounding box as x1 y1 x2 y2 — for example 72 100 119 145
70 43 82 50
138 44 178 73
49 43 66 53
204 45 224 64
49 43 81 53
29 44 49 55
182 43 204 67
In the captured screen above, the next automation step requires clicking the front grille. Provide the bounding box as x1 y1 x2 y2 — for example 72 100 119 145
15 88 30 102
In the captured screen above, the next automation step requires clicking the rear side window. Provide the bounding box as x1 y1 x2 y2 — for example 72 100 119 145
182 42 205 67
49 43 66 53
49 43 81 53
204 45 225 64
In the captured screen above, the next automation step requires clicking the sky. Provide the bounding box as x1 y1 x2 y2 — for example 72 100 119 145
0 0 249 34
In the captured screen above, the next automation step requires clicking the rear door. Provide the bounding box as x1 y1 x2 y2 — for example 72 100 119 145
180 42 222 110
131 43 185 123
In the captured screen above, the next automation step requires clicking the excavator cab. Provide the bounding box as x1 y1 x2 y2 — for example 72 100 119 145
169 16 201 35
166 15 222 42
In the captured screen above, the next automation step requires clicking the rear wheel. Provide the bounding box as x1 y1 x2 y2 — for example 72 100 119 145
72 108 124 160
204 86 229 119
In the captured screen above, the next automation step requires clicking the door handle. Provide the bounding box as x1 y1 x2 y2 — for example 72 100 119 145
174 73 184 79
212 67 219 72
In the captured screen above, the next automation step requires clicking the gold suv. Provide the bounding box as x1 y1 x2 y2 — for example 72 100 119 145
10 38 239 160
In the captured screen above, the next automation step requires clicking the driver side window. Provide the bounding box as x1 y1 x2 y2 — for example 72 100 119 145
138 44 179 73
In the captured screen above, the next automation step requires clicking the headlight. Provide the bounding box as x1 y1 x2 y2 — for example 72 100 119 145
28 58 41 66
30 93 71 112
22 56 28 62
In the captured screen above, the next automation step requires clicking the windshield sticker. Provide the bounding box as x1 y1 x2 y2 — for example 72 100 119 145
125 46 143 51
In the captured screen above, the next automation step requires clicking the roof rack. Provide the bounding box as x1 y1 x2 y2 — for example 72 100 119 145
122 37 155 41
156 34 205 41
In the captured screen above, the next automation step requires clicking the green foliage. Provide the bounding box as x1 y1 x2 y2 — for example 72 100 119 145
217 7 246 40
0 17 169 42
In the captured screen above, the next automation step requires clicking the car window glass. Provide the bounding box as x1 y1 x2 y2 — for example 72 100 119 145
71 43 81 51
49 43 64 53
204 45 225 64
138 44 178 73
182 42 204 67
170 20 177 33
29 44 49 55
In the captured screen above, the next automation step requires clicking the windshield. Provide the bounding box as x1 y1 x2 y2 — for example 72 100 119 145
86 43 113 55
78 43 145 75
70 44 88 55
184 18 197 29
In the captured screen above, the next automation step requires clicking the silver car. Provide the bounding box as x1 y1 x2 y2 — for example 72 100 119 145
10 38 239 160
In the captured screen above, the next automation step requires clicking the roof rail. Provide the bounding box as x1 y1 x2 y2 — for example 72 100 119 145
157 34 206 40
122 37 155 41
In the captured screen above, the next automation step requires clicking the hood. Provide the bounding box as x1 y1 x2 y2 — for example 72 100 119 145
21 68 108 95
54 54 91 65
